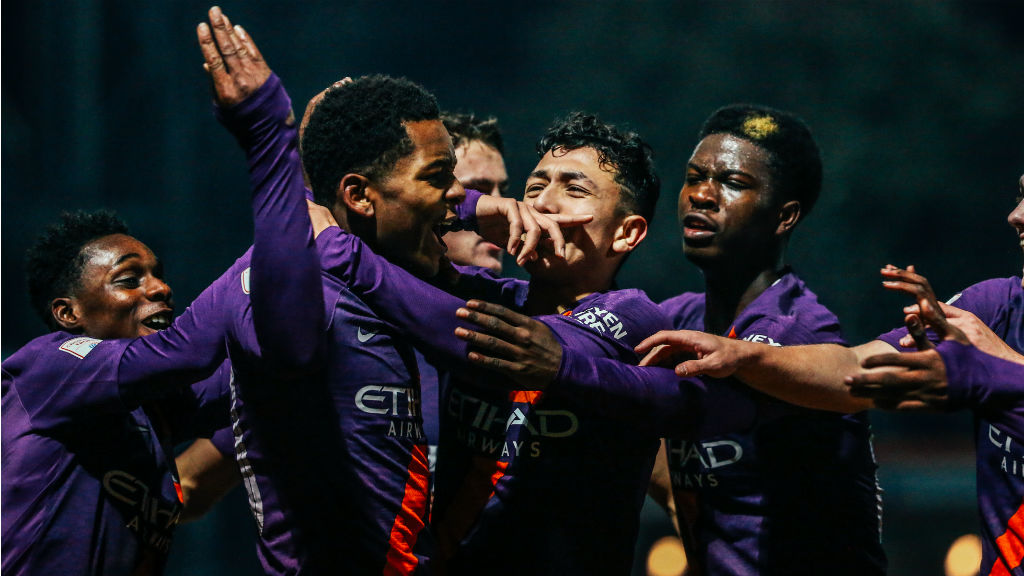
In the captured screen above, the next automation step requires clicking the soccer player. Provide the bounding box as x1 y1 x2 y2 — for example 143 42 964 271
311 111 669 575
441 111 510 274
640 177 1024 575
417 112 511 474
459 105 888 574
0 7 319 572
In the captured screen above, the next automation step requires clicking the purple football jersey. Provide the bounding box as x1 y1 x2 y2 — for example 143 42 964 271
660 272 887 576
1 73 314 576
879 276 1024 576
317 225 672 574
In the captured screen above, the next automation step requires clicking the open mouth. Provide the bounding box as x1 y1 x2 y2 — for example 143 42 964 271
682 212 717 242
141 310 173 331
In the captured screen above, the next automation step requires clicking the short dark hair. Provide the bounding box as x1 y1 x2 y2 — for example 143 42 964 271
536 112 660 222
301 75 440 207
699 104 822 218
441 112 504 155
26 210 130 330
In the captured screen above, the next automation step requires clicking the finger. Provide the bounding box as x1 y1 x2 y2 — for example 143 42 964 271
905 314 936 351
533 211 568 259
504 203 525 256
936 302 964 318
546 214 593 227
196 23 229 83
233 25 264 64
208 6 240 71
515 208 543 266
455 327 521 357
638 344 671 368
859 352 914 370
675 358 718 378
466 350 526 379
463 299 534 329
636 330 699 356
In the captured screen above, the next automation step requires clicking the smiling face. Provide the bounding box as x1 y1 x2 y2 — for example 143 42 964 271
522 146 640 283
679 133 787 269
370 119 465 278
443 140 509 273
54 234 174 339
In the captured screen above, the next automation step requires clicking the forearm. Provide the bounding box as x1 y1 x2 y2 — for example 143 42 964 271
176 437 241 523
552 349 710 437
732 341 878 413
943 341 1024 409
217 74 322 369
318 229 477 368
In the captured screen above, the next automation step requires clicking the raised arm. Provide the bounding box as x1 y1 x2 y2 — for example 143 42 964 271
199 7 321 369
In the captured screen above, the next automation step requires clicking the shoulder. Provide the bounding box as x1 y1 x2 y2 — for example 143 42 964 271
659 291 705 330
947 276 1021 320
557 288 670 350
741 273 845 346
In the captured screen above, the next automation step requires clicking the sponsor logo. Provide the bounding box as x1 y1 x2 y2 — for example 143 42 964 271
570 305 628 340
58 337 102 359
240 267 251 294
102 469 181 552
668 439 744 490
356 385 420 417
447 388 579 458
356 327 377 343
741 333 783 347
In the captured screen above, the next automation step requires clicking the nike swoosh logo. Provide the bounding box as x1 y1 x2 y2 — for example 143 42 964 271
356 327 377 343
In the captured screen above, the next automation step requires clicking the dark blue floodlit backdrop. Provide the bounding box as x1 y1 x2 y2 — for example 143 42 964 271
4 2 1023 574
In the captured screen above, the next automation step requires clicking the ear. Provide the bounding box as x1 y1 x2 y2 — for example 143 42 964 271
611 215 648 254
775 200 801 236
338 173 375 218
52 297 83 332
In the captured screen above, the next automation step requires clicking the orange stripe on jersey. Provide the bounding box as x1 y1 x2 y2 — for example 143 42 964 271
383 445 430 576
508 390 544 404
988 499 1024 576
727 326 738 339
435 457 505 562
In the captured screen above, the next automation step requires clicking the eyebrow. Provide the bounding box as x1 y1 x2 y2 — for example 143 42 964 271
114 253 143 266
529 169 595 186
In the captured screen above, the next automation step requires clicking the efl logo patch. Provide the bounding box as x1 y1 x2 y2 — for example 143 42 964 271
59 337 102 359
240 267 251 294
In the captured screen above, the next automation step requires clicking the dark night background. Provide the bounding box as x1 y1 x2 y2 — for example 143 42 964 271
3 2 1023 574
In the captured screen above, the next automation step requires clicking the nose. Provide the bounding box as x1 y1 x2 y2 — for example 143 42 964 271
1009 175 1024 228
528 186 558 215
147 277 173 304
445 179 466 207
685 180 718 211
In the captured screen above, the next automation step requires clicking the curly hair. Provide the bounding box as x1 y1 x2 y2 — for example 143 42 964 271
699 104 822 218
536 112 660 222
441 112 504 155
301 75 440 207
26 210 130 330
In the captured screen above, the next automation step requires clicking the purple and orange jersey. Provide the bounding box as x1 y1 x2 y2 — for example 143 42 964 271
878 276 1024 576
0 73 312 575
317 222 672 575
660 272 887 576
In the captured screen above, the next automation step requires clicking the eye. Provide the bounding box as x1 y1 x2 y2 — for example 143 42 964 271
724 178 750 191
566 185 589 197
684 172 703 186
115 275 141 289
524 183 544 198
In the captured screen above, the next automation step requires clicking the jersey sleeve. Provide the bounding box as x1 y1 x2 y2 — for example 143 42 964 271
551 350 756 438
216 73 322 370
944 341 1024 411
315 228 478 368
4 338 136 431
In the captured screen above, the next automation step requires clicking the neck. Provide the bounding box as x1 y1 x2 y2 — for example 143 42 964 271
524 274 614 316
701 259 786 335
